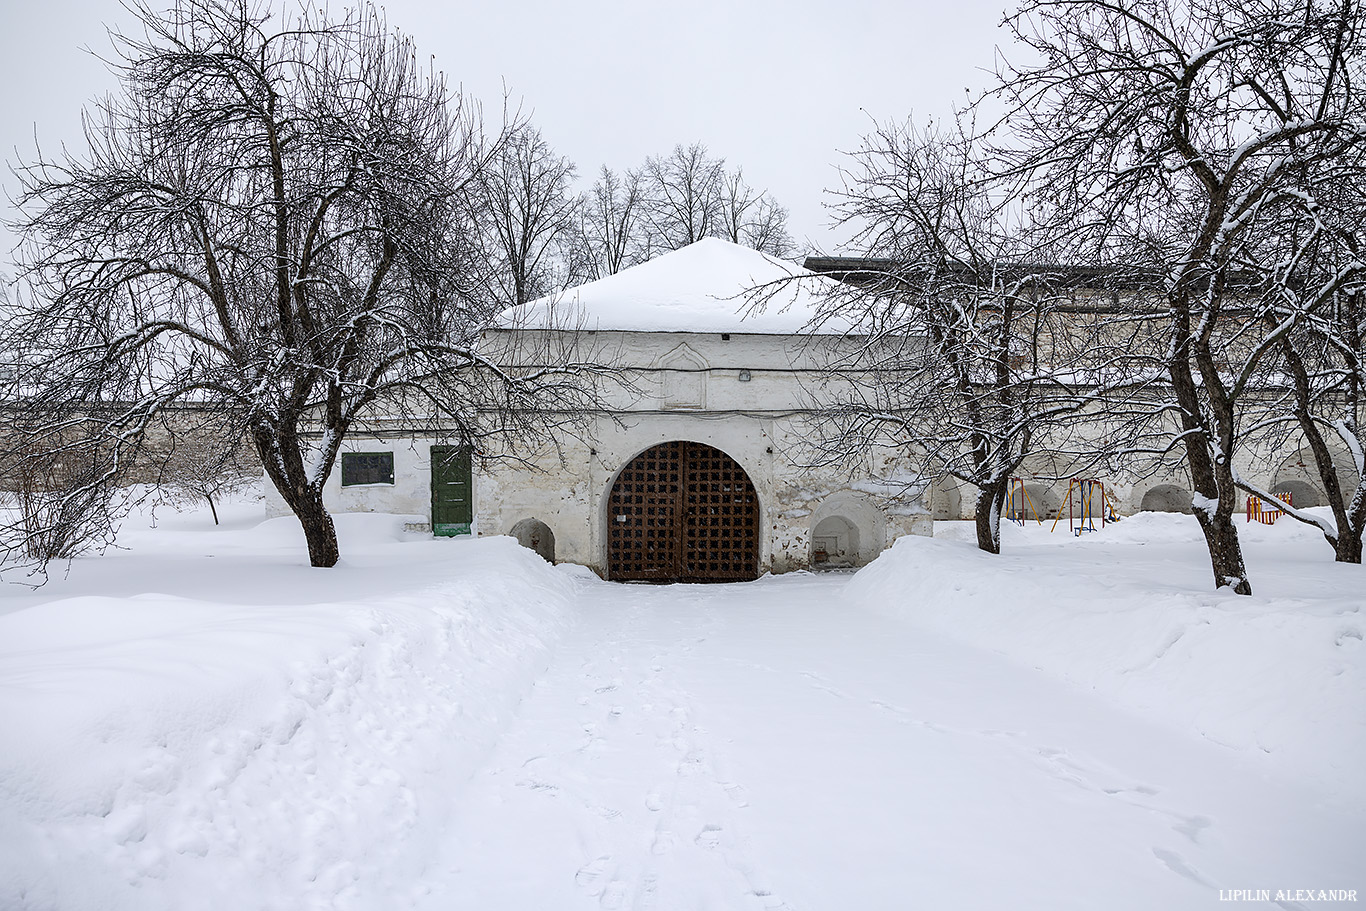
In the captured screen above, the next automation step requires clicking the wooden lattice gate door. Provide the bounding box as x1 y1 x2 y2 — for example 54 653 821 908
607 441 760 583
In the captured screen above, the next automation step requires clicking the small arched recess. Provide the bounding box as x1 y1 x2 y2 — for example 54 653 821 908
809 492 885 570
1138 484 1193 514
1004 482 1060 521
1270 479 1322 509
658 343 708 410
1268 446 1361 509
923 476 964 520
510 517 555 564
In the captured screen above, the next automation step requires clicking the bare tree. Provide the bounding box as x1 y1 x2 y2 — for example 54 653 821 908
0 282 118 579
475 125 579 305
640 143 725 252
568 147 793 279
801 120 1116 554
160 419 258 525
717 168 794 258
637 142 793 257
5 0 586 568
993 0 1366 593
575 165 645 280
736 193 795 258
0 376 125 579
1232 169 1366 562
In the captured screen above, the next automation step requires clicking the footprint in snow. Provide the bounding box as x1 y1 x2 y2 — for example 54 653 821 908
721 781 749 807
751 889 794 910
694 824 723 850
1173 814 1212 844
576 855 612 895
599 879 627 909
1152 847 1215 887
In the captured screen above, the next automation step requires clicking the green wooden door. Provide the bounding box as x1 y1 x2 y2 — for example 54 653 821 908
431 445 473 536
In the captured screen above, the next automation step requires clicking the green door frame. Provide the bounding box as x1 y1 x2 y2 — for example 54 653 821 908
431 445 473 536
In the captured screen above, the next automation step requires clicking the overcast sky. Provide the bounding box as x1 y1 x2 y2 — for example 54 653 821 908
0 0 1014 274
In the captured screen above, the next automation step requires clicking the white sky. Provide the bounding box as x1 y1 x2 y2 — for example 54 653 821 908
0 0 1013 274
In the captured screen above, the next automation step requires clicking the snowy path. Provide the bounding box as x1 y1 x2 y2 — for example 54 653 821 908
417 574 1360 910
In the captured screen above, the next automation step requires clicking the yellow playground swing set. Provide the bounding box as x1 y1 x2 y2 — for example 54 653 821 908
1008 477 1122 535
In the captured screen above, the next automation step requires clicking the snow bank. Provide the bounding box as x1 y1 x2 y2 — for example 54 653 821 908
0 518 579 911
845 513 1366 806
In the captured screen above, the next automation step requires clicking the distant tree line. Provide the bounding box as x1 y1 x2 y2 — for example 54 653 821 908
478 134 794 305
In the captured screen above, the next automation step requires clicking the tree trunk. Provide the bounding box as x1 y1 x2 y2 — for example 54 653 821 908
1332 526 1363 564
206 495 219 525
253 425 343 568
974 481 1008 554
1274 336 1361 564
294 489 340 568
1165 305 1253 595
1190 506 1251 594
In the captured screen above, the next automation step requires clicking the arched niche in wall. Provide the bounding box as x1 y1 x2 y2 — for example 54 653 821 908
657 343 708 410
1004 482 1060 521
1270 479 1323 509
1270 445 1358 509
510 517 555 564
922 476 963 520
811 515 860 568
809 492 886 569
1137 484 1193 514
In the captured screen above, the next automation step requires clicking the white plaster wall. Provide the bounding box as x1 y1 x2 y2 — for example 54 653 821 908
462 329 934 576
269 327 1340 573
263 437 477 531
471 410 931 577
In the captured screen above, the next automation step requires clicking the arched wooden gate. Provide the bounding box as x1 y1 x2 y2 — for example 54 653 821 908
606 441 760 583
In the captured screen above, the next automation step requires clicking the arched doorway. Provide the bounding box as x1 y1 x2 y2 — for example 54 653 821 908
1005 482 1058 521
606 441 760 583
1271 479 1322 508
811 515 859 569
1139 484 1193 514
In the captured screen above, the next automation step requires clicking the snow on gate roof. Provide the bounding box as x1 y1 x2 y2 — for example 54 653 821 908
501 237 848 334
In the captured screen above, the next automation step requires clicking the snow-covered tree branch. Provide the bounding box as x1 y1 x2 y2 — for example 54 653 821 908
3 0 597 569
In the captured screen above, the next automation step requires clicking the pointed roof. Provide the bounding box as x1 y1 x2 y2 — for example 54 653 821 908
503 237 846 334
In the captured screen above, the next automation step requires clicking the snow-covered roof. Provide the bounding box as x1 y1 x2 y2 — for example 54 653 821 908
502 238 845 334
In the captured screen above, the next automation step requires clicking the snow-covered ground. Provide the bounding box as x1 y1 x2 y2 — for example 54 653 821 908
1 496 1362 909
0 495 579 909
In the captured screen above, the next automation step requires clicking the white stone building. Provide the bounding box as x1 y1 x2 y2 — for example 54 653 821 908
266 239 934 580
266 238 1359 574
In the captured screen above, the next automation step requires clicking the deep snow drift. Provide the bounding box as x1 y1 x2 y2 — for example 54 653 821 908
0 497 581 910
1 497 1362 909
850 512 1366 807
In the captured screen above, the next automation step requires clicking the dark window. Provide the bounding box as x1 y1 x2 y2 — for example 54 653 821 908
341 451 394 486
